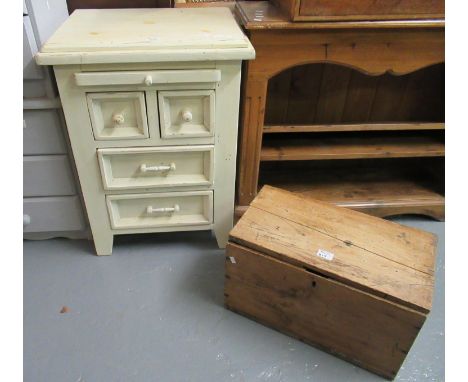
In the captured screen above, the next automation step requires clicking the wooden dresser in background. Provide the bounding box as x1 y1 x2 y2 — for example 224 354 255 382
235 1 445 220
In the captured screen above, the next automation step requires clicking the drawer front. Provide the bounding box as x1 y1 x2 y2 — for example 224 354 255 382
75 69 221 87
23 110 67 155
23 196 85 233
87 92 149 140
107 191 213 230
297 0 444 20
98 146 214 190
159 90 215 139
24 156 77 197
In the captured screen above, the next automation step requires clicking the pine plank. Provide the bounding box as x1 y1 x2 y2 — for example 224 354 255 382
341 70 379 122
260 134 445 161
263 122 444 133
258 160 444 210
284 64 324 124
264 69 292 124
249 186 437 276
315 65 351 123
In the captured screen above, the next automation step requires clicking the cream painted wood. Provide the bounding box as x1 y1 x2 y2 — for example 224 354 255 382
159 90 215 139
52 62 245 254
35 9 254 65
37 8 254 255
97 146 214 190
75 70 221 87
211 61 243 248
107 190 213 230
87 92 149 140
81 62 217 73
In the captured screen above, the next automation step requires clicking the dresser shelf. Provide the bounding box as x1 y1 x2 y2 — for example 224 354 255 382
263 122 444 134
260 132 445 161
243 159 444 220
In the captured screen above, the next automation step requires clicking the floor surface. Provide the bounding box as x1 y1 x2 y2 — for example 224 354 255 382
24 217 444 382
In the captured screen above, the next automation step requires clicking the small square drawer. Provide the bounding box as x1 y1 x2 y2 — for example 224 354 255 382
107 190 213 230
98 146 214 190
158 90 215 139
87 92 149 140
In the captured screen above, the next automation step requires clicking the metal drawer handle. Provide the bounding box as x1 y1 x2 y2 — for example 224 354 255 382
181 109 193 122
146 204 180 214
140 163 176 173
112 113 125 125
23 214 31 226
144 75 153 86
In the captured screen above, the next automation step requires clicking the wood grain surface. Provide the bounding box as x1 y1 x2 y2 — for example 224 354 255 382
257 159 444 220
235 0 445 221
230 186 437 312
265 64 444 126
291 0 444 21
237 1 445 29
225 242 427 379
263 123 444 133
260 133 444 161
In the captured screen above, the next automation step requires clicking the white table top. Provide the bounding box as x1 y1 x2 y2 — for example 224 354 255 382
36 8 255 65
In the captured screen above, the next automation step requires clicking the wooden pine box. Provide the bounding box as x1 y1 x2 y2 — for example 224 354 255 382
224 186 437 379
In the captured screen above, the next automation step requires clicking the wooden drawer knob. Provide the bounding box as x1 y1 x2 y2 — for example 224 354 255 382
181 109 193 122
112 113 125 125
144 75 153 86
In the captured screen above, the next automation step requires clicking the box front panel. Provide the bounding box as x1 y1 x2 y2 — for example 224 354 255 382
224 242 426 380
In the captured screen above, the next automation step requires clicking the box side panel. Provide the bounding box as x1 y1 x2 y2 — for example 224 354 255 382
224 242 426 380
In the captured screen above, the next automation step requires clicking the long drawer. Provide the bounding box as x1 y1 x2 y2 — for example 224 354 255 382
98 146 214 190
23 196 85 233
274 0 444 21
23 109 67 155
23 155 76 197
107 190 213 230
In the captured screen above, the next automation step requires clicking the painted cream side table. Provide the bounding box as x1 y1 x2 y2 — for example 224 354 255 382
36 8 255 255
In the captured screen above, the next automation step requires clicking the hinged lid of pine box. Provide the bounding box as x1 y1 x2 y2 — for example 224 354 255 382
225 185 437 379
